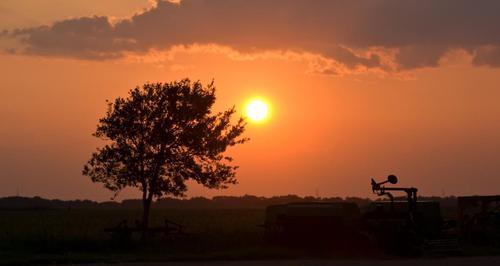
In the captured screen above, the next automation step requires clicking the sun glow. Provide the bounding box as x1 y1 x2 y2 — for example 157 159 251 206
245 98 270 123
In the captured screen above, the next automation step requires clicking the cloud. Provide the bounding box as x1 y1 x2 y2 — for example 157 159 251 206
12 16 128 60
5 0 500 73
473 46 500 67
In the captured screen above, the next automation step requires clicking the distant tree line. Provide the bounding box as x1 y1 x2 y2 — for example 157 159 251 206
0 195 459 210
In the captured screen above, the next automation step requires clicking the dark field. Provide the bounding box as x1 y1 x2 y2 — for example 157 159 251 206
0 209 275 264
0 208 498 265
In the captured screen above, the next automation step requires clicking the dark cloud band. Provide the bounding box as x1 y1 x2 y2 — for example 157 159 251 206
6 0 500 71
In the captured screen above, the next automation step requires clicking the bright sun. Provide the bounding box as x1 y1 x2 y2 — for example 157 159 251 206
245 98 270 123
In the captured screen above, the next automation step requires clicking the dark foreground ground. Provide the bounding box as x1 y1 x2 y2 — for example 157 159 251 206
72 257 500 266
0 209 499 265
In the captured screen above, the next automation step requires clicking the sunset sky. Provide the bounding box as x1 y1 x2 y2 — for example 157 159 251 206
2 0 500 201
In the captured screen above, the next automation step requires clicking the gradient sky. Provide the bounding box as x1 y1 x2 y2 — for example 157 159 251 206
2 0 500 201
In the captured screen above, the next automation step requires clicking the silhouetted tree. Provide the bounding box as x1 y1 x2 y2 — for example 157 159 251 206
83 79 247 228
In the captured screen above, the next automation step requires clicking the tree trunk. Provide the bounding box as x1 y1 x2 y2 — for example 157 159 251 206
141 195 153 240
142 197 152 230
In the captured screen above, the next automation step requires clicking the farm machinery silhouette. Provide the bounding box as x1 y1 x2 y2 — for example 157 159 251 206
263 175 500 255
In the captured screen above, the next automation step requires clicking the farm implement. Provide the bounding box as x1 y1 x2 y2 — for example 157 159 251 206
263 175 499 255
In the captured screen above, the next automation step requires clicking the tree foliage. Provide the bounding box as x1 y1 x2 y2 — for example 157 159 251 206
83 79 247 226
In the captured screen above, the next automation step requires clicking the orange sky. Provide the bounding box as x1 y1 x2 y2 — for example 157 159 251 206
2 1 500 201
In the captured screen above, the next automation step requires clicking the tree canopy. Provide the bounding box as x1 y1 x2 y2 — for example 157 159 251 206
83 79 247 226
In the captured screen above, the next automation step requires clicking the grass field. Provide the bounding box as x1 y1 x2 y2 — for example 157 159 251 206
0 208 291 264
0 208 499 265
